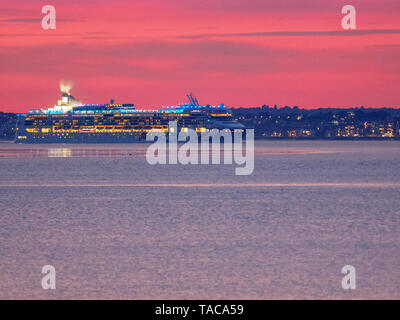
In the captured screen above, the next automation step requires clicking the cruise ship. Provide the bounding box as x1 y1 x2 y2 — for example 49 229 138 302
15 87 245 143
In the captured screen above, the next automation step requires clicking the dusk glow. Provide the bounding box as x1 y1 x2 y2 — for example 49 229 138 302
1 1 400 303
1 0 400 112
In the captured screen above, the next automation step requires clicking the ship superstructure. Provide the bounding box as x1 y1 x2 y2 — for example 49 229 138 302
15 88 244 143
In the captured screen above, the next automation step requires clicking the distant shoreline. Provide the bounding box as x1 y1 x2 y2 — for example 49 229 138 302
2 137 400 143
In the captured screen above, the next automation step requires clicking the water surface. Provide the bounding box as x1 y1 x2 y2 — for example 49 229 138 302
0 140 399 299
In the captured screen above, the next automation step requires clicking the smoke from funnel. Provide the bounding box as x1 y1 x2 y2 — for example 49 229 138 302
60 81 73 94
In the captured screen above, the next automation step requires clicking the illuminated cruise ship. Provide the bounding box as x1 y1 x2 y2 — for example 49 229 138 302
15 86 245 143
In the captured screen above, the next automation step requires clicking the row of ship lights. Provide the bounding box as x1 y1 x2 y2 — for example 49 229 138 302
28 104 226 115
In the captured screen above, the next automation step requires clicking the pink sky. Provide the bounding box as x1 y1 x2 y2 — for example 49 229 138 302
0 0 399 112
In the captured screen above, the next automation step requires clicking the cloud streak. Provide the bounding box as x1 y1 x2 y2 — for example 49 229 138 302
178 29 400 39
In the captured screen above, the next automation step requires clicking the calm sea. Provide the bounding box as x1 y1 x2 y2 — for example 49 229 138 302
0 140 399 299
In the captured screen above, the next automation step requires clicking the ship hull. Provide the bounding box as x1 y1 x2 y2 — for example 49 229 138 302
15 132 147 144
